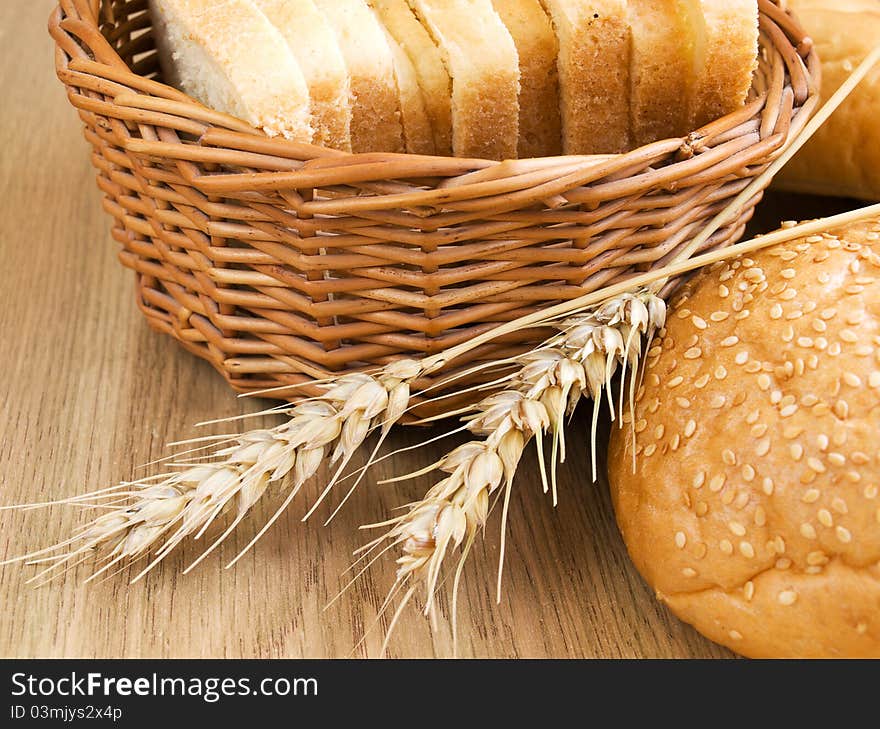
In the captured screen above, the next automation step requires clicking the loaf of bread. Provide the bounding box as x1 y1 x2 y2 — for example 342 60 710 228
372 0 452 156
774 0 880 200
150 0 312 140
252 0 351 151
314 0 405 153
152 0 761 159
492 0 561 158
408 0 520 160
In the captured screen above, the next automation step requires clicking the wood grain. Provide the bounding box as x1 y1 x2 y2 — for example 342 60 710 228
0 1 853 659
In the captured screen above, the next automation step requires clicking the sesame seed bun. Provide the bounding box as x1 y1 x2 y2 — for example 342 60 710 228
608 217 880 658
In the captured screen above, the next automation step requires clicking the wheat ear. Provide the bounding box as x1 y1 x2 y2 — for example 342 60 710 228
3 360 424 582
359 292 666 652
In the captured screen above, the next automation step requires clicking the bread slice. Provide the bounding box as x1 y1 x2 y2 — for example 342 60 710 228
314 0 405 153
252 0 351 151
371 0 452 155
408 0 520 160
383 30 436 154
491 0 561 158
539 1 630 154
150 0 312 140
627 0 693 146
688 0 759 130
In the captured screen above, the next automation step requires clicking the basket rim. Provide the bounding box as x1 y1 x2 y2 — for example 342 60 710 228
49 0 820 172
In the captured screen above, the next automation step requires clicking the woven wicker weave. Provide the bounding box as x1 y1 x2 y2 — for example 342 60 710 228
49 0 819 412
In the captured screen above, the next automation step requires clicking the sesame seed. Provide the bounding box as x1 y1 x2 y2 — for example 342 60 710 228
684 420 697 437
778 590 798 606
754 506 766 526
695 501 709 517
807 551 827 566
865 485 878 499
693 472 706 488
694 374 710 389
762 478 774 495
739 541 755 558
775 537 786 554
780 404 798 418
692 316 707 330
770 390 783 405
757 374 771 391
668 376 684 388
751 424 768 438
719 540 734 555
869 373 880 388
834 400 850 419
851 452 870 465
800 523 817 539
817 509 833 528
715 365 728 380
806 457 826 474
729 521 746 536
836 526 853 543
643 444 657 457
797 337 814 348
802 489 820 503
711 311 729 322
675 531 687 549
722 449 737 466
783 426 803 440
831 497 848 514
756 439 771 457
840 329 858 343
721 336 739 347
677 308 692 319
654 424 665 440
770 304 783 320
812 319 827 333
843 372 862 387
719 285 730 298
684 347 702 360
635 419 647 433
746 408 760 424
682 567 697 578
742 464 756 481
710 474 726 492
743 582 755 601
735 351 749 365
776 558 792 570
676 397 691 409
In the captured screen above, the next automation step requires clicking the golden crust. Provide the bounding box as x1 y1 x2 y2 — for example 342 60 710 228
608 217 880 658
774 0 880 201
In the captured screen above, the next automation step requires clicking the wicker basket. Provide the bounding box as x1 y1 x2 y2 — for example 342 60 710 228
50 0 819 414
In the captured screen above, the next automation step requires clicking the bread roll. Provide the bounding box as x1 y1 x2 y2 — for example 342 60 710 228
252 0 351 151
408 0 520 160
150 0 312 140
540 1 631 154
314 0 405 153
774 0 880 200
608 216 880 658
371 0 452 155
491 0 562 158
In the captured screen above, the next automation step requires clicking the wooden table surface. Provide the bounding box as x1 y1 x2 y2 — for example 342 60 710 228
0 1 853 659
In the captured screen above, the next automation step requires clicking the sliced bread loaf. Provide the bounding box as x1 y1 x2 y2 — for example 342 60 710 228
371 0 452 155
252 0 351 151
627 0 693 146
408 0 520 160
539 1 631 154
314 0 405 153
688 0 759 130
150 0 312 140
492 0 561 158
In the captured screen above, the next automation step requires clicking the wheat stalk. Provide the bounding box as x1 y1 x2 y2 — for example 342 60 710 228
3 361 424 582
358 292 666 652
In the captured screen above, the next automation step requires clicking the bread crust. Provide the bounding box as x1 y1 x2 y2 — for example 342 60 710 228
774 0 880 201
492 0 562 158
409 0 520 160
608 217 880 658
